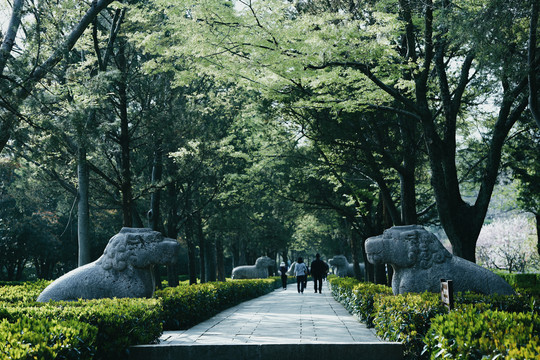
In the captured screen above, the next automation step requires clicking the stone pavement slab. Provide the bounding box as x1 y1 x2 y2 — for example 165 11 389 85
129 283 403 360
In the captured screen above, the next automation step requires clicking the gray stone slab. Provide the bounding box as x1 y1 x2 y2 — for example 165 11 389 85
130 343 403 360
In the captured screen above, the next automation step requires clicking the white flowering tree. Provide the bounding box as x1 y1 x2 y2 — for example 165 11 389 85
477 215 539 273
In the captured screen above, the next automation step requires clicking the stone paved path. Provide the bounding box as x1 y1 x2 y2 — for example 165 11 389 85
129 282 403 360
158 282 379 345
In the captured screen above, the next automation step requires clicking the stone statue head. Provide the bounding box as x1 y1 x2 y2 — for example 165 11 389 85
329 255 349 266
365 225 452 269
96 227 179 271
255 256 275 268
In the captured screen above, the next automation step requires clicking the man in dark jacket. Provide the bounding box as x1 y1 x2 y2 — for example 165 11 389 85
310 253 329 293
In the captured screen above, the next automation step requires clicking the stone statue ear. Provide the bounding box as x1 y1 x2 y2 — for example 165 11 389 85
114 251 129 271
407 250 417 264
101 258 113 270
115 260 127 271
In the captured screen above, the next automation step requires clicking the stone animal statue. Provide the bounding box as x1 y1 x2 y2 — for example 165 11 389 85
37 228 180 302
231 256 276 279
365 225 515 295
328 255 365 279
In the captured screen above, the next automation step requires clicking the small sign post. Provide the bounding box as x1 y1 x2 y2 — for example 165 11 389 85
440 279 454 311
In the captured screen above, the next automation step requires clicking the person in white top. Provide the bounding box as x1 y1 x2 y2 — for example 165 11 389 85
294 257 308 293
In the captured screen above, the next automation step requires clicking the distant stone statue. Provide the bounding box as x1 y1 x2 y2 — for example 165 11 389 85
365 225 515 295
329 255 365 279
231 256 275 279
37 228 180 302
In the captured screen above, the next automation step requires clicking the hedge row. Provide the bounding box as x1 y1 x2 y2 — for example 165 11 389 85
0 278 277 359
425 306 540 359
1 296 163 359
156 279 276 330
497 272 540 296
328 276 540 360
0 317 97 360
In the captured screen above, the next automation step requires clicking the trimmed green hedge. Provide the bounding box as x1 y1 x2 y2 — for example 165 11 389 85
1 297 163 359
328 276 361 312
498 272 539 288
0 280 52 304
156 279 276 330
0 278 277 359
497 272 540 297
329 276 540 360
425 306 540 359
0 317 97 360
373 292 445 359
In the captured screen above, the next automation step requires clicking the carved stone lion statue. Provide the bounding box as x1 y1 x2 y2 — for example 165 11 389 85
328 255 365 279
37 228 180 302
231 256 276 279
365 225 515 295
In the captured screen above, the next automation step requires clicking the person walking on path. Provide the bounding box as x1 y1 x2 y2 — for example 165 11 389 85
279 262 288 289
310 253 329 294
294 257 308 293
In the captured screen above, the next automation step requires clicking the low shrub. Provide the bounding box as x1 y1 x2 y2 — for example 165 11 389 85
424 306 540 359
0 280 50 304
498 272 538 288
496 272 540 297
455 291 536 313
155 279 275 330
350 283 393 327
1 278 278 357
0 317 97 360
328 276 361 312
328 274 540 360
373 292 447 360
1 298 163 359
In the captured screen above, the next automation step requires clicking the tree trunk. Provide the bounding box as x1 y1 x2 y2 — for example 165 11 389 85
206 236 216 282
0 0 24 74
232 240 240 268
350 223 363 281
116 41 133 227
216 236 226 281
238 238 247 266
149 143 163 288
165 182 180 287
529 0 540 129
149 143 163 231
77 146 91 266
15 262 24 281
399 116 418 225
196 211 206 283
399 169 417 225
185 214 198 285
183 188 198 285
0 115 16 156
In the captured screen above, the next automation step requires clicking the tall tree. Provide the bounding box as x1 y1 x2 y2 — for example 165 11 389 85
134 0 537 261
0 0 116 154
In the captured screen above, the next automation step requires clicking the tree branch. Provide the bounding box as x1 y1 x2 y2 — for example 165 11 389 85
306 61 419 114
0 0 24 75
20 0 116 97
